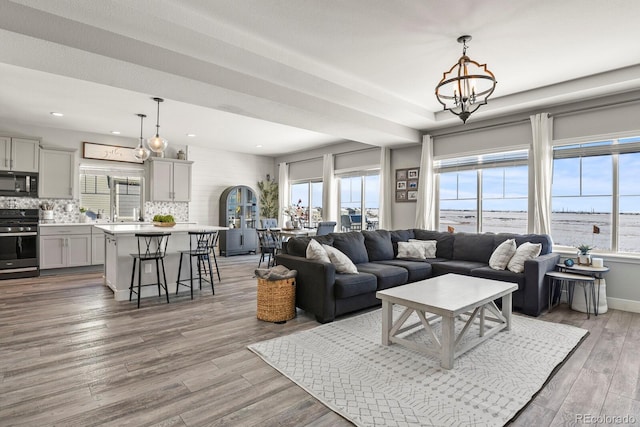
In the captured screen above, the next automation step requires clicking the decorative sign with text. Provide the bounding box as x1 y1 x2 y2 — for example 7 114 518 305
82 141 143 164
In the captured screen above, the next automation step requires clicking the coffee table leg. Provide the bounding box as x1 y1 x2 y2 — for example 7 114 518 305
441 315 455 369
502 293 512 331
381 300 391 346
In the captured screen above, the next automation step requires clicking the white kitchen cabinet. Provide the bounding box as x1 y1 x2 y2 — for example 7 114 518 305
39 147 76 199
146 157 193 202
0 137 39 172
39 225 92 269
91 230 105 265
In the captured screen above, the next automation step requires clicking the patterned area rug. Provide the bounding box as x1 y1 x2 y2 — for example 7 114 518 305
248 308 588 426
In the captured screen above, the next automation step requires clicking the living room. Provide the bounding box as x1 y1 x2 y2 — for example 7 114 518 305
1 1 640 425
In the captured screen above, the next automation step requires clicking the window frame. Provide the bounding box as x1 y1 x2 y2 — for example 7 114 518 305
436 150 529 233
551 133 640 253
336 168 380 231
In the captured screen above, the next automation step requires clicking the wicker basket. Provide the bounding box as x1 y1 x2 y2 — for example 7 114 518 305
256 277 296 322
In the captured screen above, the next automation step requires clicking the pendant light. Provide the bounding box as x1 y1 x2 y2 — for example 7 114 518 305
146 97 168 153
133 113 150 161
435 35 497 123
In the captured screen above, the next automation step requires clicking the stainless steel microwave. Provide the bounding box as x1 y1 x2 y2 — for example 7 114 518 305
0 172 38 197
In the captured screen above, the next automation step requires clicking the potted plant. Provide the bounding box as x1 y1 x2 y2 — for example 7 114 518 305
577 244 592 265
79 207 88 223
153 214 176 227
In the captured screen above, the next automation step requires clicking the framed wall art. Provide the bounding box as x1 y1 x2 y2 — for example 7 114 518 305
395 167 419 202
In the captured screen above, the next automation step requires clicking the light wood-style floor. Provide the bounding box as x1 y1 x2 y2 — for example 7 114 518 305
1 255 639 426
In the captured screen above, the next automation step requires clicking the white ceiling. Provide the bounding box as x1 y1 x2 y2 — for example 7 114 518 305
0 0 639 156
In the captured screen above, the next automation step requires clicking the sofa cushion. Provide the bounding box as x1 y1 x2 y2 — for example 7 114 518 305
470 266 525 289
389 229 415 257
306 239 330 263
494 233 553 255
409 239 437 258
286 235 334 257
362 230 394 261
323 244 358 274
489 239 516 270
397 241 427 259
334 273 378 299
375 259 433 282
413 230 454 259
452 232 495 263
507 242 542 273
329 231 369 264
356 262 409 290
430 260 488 276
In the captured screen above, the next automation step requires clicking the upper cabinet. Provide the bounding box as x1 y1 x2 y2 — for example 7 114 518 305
39 147 76 199
0 137 39 172
146 157 193 202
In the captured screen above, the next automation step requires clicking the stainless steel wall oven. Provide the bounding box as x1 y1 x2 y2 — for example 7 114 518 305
0 209 39 279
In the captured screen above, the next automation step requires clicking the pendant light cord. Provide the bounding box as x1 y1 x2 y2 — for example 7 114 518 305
155 99 161 137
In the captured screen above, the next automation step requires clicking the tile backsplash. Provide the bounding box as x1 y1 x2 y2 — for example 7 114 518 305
144 201 189 222
0 197 189 223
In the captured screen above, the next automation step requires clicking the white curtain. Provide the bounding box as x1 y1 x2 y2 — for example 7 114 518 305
322 153 337 222
415 134 437 230
530 113 553 235
278 162 290 227
378 147 393 230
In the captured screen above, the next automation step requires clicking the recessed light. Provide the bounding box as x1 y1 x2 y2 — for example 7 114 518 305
186 133 196 137
50 112 64 117
256 144 263 148
111 131 121 135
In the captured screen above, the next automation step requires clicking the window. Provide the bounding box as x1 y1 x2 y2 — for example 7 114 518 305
79 166 145 221
551 136 640 253
437 150 528 233
338 171 380 231
482 166 528 233
439 170 477 232
290 180 323 227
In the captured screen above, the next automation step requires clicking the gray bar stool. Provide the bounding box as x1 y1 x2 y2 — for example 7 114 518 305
546 271 596 318
176 230 217 299
129 232 171 308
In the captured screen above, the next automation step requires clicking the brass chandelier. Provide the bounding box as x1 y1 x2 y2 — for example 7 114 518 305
435 35 497 123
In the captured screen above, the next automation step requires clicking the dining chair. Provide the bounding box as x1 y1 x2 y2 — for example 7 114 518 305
316 221 336 236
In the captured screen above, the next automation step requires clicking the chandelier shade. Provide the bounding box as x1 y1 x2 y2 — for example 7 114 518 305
435 35 497 123
133 113 150 161
147 97 168 153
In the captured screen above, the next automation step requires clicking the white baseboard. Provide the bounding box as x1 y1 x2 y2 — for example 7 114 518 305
607 297 640 314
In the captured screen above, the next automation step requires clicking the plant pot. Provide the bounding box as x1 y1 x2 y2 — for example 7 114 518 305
578 253 591 265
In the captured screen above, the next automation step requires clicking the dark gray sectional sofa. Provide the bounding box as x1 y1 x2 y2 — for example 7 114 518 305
275 229 559 323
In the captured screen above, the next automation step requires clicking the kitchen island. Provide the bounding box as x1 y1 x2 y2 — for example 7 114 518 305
95 224 228 301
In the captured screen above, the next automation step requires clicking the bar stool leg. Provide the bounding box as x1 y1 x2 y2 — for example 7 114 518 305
155 259 162 297
189 252 194 299
137 260 143 309
130 258 137 302
206 254 215 295
197 255 203 290
212 249 221 281
176 252 184 295
161 257 169 304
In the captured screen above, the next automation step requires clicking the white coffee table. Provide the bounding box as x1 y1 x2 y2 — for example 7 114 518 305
376 274 518 369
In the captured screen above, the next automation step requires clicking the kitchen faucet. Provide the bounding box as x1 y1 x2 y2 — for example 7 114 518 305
112 205 117 222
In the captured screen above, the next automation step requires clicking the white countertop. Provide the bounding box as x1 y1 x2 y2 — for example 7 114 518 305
40 221 152 227
94 223 228 235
